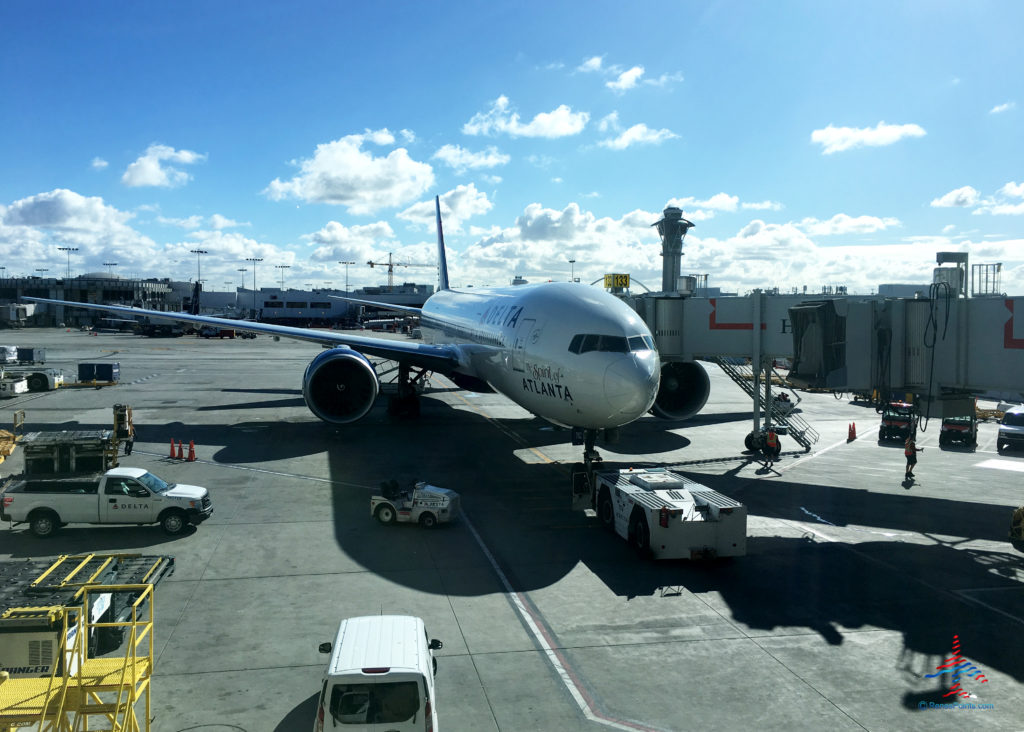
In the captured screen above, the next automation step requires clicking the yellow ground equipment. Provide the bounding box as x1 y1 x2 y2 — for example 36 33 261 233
0 410 25 466
0 553 173 732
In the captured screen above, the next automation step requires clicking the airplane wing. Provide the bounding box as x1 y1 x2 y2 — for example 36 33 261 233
329 295 422 315
23 297 460 373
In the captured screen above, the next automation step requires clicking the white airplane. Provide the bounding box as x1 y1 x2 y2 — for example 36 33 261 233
25 197 705 478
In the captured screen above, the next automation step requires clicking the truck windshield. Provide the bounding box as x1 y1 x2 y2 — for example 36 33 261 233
135 472 171 494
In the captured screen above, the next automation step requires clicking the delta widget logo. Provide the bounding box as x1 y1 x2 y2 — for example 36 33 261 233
924 634 989 698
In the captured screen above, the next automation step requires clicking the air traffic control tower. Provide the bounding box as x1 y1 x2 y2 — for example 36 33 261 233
653 206 695 294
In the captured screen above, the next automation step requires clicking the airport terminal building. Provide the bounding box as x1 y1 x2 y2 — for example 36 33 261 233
0 273 432 328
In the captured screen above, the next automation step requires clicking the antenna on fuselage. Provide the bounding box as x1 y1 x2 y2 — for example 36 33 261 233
435 195 450 292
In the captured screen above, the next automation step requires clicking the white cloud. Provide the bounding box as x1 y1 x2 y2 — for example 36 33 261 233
399 129 416 143
797 213 900 236
606 66 644 92
974 201 1024 216
156 215 203 229
398 183 492 233
668 193 739 212
577 56 603 73
305 220 398 263
263 129 434 214
999 181 1024 198
463 96 589 138
930 186 980 208
598 112 619 132
942 224 956 234
742 200 783 211
990 102 1016 114
0 189 158 273
91 157 108 170
432 144 510 174
810 121 926 154
598 123 677 150
458 202 663 285
644 71 684 87
210 214 248 229
121 144 207 187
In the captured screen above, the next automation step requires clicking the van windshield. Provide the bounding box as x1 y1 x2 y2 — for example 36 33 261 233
330 681 421 725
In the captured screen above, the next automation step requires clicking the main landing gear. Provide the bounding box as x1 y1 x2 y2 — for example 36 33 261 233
387 363 429 418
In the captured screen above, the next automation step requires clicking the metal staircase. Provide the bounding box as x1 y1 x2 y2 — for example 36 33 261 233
712 357 819 451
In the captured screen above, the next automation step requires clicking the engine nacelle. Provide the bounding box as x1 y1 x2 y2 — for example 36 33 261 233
302 348 379 424
650 361 710 421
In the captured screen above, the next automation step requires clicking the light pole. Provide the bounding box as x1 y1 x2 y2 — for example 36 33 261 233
57 247 78 279
0 266 6 278
103 262 118 277
245 257 263 315
568 258 577 283
237 268 247 289
190 249 208 284
275 264 290 290
35 268 49 278
338 261 355 293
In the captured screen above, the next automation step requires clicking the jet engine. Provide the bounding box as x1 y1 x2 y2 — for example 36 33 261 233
650 361 710 421
302 347 379 424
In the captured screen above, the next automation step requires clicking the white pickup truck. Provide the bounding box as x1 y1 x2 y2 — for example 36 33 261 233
1 467 213 537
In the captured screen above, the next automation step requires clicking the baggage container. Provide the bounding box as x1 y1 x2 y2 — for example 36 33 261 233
16 347 45 364
21 430 117 475
0 345 16 364
78 362 120 382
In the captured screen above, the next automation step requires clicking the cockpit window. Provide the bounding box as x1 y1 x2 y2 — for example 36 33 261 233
628 335 655 352
569 334 650 354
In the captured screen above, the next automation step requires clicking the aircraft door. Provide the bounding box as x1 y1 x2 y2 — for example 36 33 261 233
511 318 535 373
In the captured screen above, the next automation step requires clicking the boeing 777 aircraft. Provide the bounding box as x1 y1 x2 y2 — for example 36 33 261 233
25 197 707 480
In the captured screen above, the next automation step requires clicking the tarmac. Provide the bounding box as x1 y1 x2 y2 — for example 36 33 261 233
1 326 1022 732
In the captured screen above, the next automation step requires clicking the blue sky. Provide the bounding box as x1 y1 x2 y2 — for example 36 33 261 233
1 1 1021 294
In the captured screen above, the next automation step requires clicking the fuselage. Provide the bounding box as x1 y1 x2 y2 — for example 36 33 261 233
419 282 660 429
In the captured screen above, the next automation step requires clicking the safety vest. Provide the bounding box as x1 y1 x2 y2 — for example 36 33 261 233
905 441 915 456
766 431 778 448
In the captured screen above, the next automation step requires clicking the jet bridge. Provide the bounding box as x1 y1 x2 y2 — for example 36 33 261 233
632 289 1024 440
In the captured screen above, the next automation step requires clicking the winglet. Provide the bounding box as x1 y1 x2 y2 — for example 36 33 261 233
436 195 450 292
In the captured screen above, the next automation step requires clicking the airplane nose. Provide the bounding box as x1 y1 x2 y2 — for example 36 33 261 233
604 354 660 420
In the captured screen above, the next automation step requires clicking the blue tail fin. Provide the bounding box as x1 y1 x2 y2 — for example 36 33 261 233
435 195 450 291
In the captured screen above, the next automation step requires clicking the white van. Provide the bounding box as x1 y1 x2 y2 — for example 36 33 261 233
314 615 443 732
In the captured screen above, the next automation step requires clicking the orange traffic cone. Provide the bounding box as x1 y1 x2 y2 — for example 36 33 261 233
851 422 857 440
187 440 196 462
169 439 176 458
176 440 184 459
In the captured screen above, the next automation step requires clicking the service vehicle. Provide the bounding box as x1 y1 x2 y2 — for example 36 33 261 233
0 365 64 391
0 344 17 363
939 414 978 447
371 481 460 528
0 374 29 397
315 615 443 732
878 401 914 441
575 467 747 559
1 466 213 537
199 326 236 338
998 404 1024 453
0 553 174 678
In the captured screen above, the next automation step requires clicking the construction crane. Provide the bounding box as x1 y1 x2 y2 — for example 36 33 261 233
367 253 433 291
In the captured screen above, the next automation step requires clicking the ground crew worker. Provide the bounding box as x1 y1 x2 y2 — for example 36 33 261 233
904 435 922 479
765 428 779 468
